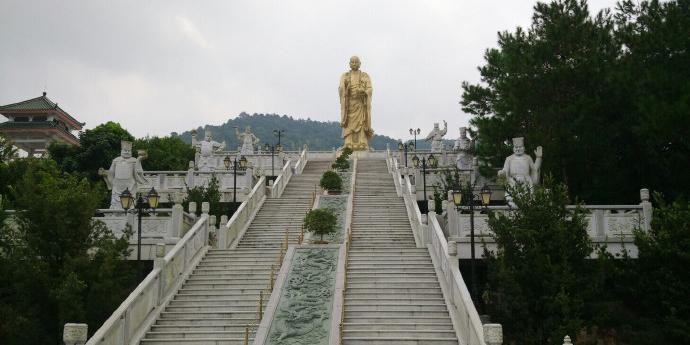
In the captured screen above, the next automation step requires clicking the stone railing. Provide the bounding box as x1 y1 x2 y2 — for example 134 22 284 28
402 174 425 247
141 168 254 203
446 189 653 258
427 212 501 345
294 147 308 175
94 206 195 240
85 211 211 345
219 175 267 249
385 148 403 197
269 160 293 198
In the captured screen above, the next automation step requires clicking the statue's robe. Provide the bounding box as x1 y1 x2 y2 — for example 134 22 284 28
105 157 147 209
339 70 373 150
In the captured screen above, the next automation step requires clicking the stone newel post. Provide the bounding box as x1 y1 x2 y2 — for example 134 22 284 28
640 188 652 232
483 323 503 345
63 323 87 345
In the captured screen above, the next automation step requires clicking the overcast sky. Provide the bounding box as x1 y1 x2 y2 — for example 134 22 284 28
0 0 618 140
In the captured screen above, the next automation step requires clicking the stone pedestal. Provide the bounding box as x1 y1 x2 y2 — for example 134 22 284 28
63 323 87 345
483 323 503 345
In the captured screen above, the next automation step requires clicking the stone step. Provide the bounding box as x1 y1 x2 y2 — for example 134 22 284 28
150 325 253 332
345 292 444 299
343 309 450 318
343 322 453 331
342 336 458 345
146 330 252 339
158 311 258 319
140 337 250 345
343 329 457 338
345 297 445 305
164 304 265 312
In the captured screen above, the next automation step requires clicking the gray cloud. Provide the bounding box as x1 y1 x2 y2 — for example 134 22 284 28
0 0 617 139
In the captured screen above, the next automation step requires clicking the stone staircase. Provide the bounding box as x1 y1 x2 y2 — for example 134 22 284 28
342 159 459 345
138 160 331 345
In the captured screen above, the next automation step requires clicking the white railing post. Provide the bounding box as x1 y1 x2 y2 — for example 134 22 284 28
63 323 87 345
640 188 652 232
171 203 183 237
483 324 503 345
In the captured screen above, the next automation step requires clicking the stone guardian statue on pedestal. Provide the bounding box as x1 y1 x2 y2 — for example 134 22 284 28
99 141 148 209
498 137 543 204
424 121 448 152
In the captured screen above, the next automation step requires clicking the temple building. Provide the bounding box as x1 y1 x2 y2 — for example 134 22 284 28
0 92 84 155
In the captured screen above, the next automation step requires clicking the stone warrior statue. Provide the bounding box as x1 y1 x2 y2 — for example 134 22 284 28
454 127 472 170
194 129 225 172
235 125 260 155
424 120 447 152
339 56 374 151
99 141 148 209
498 137 543 189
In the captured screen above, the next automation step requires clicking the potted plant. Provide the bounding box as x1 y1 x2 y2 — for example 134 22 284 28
303 208 337 243
331 155 350 171
320 170 343 194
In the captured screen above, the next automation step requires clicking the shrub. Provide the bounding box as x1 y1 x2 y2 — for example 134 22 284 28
331 156 350 171
303 208 337 241
341 147 353 158
320 171 342 191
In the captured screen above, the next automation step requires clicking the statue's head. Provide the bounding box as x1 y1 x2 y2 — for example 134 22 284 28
204 130 212 141
245 126 251 133
349 56 361 71
434 123 439 130
512 137 525 156
459 127 467 138
121 140 132 159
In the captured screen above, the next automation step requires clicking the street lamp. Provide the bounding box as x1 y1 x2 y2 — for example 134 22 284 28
120 186 159 279
452 184 491 308
412 153 437 214
273 129 285 147
225 155 248 204
409 128 421 149
264 143 280 177
398 141 414 167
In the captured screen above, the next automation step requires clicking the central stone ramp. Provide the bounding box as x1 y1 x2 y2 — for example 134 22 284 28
138 160 331 345
343 159 458 345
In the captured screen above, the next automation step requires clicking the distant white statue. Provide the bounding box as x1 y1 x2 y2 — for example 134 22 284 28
195 130 225 172
99 141 148 209
454 127 472 170
424 120 447 152
235 126 260 155
498 137 543 189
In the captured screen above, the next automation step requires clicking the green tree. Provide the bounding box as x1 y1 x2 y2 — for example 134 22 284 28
49 121 134 181
0 160 136 345
461 0 626 203
303 208 337 241
320 171 343 191
134 136 195 171
0 135 17 163
621 196 690 344
483 179 592 344
613 0 690 202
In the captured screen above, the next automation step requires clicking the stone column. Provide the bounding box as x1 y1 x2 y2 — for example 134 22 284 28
188 201 197 217
171 203 183 238
63 323 87 345
447 191 460 238
640 188 652 232
153 243 166 269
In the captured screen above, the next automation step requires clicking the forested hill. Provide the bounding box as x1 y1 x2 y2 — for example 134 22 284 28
174 112 402 151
